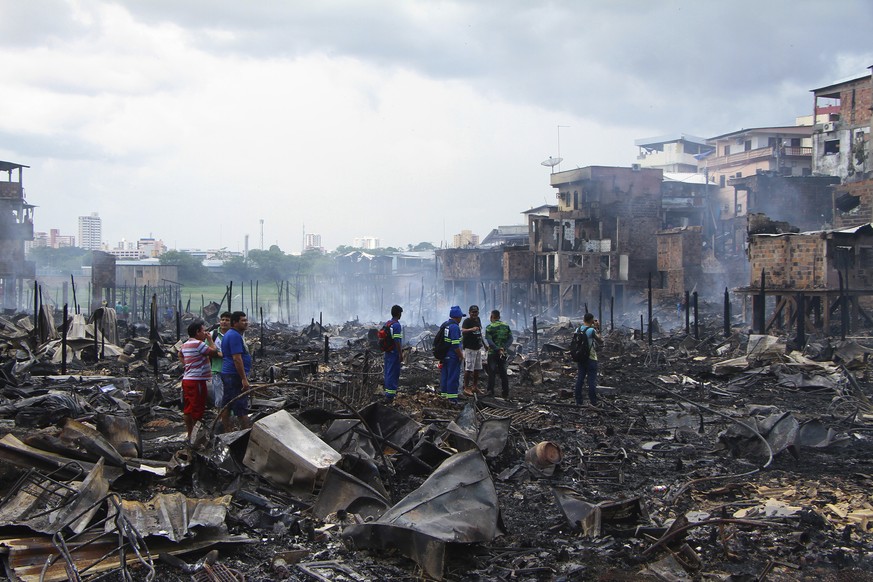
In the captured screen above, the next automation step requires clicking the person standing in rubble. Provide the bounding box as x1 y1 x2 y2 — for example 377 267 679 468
574 313 604 407
439 306 465 403
179 319 220 441
209 311 232 412
383 305 403 402
461 305 484 396
220 311 252 431
485 309 513 398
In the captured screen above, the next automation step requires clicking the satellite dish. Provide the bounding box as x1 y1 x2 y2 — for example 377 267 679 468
541 156 563 167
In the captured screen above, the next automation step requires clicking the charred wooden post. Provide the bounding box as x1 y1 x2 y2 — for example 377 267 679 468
684 290 690 334
610 295 614 332
753 270 766 334
647 272 653 346
532 316 538 357
228 282 233 314
796 292 806 348
692 291 699 340
61 303 68 375
323 334 330 363
71 275 79 315
598 291 603 330
839 271 848 340
33 281 39 340
723 287 731 337
259 307 265 357
176 300 181 342
93 310 99 363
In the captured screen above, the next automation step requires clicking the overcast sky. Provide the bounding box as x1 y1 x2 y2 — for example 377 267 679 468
1 1 871 253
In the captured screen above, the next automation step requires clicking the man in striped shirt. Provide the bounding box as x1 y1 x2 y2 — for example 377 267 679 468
179 319 219 440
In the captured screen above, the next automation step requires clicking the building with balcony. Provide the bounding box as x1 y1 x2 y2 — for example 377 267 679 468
811 71 871 182
635 134 710 173
0 161 36 308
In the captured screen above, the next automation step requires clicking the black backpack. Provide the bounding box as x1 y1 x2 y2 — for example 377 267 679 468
569 326 591 363
377 320 396 352
432 321 451 360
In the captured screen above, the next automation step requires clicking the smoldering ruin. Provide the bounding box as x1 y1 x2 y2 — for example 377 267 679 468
0 76 872 580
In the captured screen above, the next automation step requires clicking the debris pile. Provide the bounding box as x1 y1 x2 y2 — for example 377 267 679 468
1 306 873 580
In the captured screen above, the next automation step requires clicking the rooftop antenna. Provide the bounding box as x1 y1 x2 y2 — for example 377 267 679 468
541 156 563 174
557 124 570 171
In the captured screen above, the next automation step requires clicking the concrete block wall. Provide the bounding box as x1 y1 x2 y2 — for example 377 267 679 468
749 236 825 289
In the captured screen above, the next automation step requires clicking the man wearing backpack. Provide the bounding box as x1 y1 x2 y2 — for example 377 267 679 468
574 313 604 407
383 305 403 402
439 305 465 403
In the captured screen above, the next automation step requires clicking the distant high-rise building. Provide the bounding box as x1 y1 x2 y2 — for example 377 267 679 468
353 236 380 250
304 233 322 251
453 229 479 248
78 212 102 250
49 228 75 248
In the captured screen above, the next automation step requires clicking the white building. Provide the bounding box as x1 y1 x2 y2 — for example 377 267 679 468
78 212 102 250
353 236 380 250
304 233 322 251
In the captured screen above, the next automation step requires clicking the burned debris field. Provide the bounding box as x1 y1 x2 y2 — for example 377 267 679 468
0 302 872 582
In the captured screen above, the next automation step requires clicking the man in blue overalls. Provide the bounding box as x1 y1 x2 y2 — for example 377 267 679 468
440 305 465 403
383 305 403 402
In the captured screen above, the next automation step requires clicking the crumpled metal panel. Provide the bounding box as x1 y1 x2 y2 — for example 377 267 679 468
0 459 108 535
311 465 389 521
343 449 503 579
0 434 124 483
108 493 232 542
243 410 341 489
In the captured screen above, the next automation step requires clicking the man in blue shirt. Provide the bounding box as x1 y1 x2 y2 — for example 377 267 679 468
383 305 403 402
439 306 465 403
220 311 252 431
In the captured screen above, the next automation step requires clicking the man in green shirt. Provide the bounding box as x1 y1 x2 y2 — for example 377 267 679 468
484 310 513 398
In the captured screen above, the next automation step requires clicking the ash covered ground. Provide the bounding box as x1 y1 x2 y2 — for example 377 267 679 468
1 307 873 581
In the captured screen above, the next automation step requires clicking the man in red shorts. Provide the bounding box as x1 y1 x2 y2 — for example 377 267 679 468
179 319 220 440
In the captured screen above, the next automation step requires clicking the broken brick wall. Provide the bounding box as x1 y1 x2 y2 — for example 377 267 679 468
438 249 503 281
656 227 703 296
503 247 534 282
748 235 826 289
834 178 873 229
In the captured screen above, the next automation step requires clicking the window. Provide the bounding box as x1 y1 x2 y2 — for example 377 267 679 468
824 139 840 154
719 175 726 187
135 268 143 277
744 140 752 152
802 167 812 176
723 145 731 156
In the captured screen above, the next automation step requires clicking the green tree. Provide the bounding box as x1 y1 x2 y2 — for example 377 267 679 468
222 256 252 281
159 250 210 284
411 241 437 251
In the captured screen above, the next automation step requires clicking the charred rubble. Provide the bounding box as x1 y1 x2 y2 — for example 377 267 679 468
0 302 872 581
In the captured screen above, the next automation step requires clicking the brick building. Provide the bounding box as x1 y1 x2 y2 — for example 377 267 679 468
531 166 663 315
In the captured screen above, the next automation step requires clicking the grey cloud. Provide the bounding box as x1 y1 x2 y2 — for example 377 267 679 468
6 1 873 140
